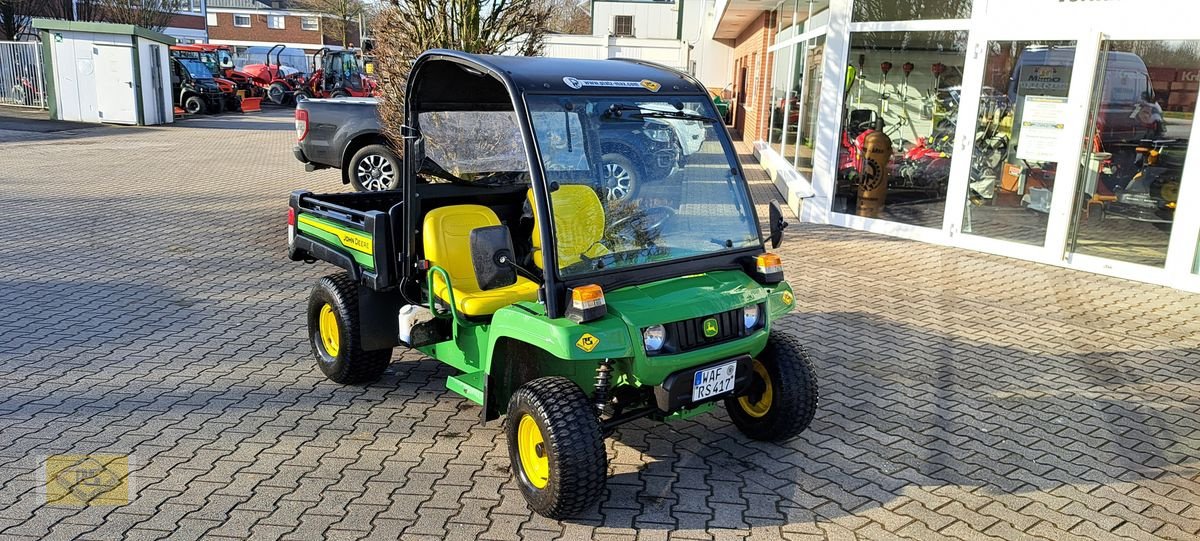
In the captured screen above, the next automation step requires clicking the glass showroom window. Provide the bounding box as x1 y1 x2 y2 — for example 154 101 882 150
768 44 793 153
1067 40 1200 268
852 0 971 22
777 0 798 43
833 30 968 228
960 40 1076 246
789 35 825 178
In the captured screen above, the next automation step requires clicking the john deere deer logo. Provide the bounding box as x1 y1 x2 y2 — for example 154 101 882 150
702 318 719 338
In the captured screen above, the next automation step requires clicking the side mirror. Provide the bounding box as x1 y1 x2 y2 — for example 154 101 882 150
470 226 518 290
768 200 788 249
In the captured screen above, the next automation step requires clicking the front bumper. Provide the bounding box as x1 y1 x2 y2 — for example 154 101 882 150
653 355 754 412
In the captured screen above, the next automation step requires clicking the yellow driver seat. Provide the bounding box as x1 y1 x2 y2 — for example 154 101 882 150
527 185 610 269
422 205 539 316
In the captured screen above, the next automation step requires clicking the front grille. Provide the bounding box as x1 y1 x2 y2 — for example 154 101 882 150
660 308 751 355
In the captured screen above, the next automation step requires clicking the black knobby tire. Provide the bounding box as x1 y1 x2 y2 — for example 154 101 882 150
184 95 205 115
331 91 349 99
267 82 288 105
506 376 607 518
293 89 312 104
725 330 818 441
348 144 403 192
307 273 391 384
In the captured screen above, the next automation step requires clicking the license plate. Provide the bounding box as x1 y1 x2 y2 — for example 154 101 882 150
692 361 738 402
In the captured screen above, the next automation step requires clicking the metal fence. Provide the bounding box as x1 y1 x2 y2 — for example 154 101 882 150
0 41 47 109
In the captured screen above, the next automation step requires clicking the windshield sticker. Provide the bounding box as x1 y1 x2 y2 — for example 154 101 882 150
563 77 661 92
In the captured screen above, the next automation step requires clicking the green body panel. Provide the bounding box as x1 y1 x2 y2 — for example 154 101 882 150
421 270 796 406
295 213 375 270
665 402 714 421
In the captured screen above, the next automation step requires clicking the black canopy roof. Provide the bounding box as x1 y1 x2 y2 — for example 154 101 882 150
407 49 707 111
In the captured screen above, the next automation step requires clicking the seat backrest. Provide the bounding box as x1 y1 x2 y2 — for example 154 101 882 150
527 185 606 269
422 204 501 294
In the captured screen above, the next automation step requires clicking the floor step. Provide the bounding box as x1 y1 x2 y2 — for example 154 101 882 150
446 371 485 405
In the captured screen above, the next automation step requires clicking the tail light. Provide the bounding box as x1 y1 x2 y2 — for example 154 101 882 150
295 108 309 141
287 207 296 246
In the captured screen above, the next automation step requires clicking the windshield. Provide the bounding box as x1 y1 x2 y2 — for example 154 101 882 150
198 52 220 76
527 94 760 278
179 59 213 80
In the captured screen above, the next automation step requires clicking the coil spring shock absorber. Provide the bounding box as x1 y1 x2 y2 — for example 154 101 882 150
594 359 613 414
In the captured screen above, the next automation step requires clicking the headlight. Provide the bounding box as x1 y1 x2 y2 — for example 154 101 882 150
743 304 760 329
643 325 666 352
644 126 672 142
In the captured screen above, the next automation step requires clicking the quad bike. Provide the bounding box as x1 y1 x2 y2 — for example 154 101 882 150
286 50 817 518
1102 139 1181 227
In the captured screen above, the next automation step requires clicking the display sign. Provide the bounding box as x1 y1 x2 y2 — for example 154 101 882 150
1017 65 1072 97
1016 95 1069 162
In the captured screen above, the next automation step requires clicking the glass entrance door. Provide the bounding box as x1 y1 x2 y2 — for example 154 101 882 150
959 39 1080 246
1067 39 1200 268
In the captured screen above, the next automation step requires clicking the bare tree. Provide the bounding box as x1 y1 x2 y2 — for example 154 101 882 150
373 0 552 143
94 0 175 31
543 0 588 35
0 0 30 40
294 0 365 48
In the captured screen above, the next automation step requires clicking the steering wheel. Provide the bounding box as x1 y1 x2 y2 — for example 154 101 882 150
606 206 676 243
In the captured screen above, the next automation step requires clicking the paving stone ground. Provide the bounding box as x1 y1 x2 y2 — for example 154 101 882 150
1 108 1198 540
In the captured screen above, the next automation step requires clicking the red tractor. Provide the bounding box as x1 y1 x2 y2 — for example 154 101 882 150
241 44 310 105
301 48 377 99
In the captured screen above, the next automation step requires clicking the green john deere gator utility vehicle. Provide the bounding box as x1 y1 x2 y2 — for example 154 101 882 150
287 49 818 518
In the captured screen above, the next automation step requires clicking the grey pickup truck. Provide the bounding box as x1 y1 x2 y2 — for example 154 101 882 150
293 97 402 192
293 95 708 199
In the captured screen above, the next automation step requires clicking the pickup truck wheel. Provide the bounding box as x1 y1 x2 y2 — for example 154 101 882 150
184 95 205 115
349 144 402 192
506 376 606 518
601 152 639 202
307 273 391 384
725 331 818 441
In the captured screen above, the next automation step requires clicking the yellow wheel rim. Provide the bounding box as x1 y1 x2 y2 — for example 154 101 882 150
318 303 340 357
517 414 549 489
1161 181 1180 202
738 359 773 418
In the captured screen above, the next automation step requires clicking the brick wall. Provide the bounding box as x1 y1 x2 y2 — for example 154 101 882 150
207 12 324 47
730 12 775 143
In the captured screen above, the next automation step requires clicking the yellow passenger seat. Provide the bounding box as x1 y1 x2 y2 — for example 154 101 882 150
422 205 539 317
527 185 609 269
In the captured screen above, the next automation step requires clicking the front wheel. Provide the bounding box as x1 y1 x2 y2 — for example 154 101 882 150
267 82 288 105
725 331 818 441
506 377 607 518
183 95 205 115
307 273 391 384
601 152 640 202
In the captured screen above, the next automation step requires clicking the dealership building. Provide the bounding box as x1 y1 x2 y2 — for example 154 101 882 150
709 0 1200 291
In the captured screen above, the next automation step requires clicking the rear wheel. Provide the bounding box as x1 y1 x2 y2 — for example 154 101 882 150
725 331 818 441
506 376 606 518
293 88 312 103
183 95 205 115
307 273 391 384
348 144 402 191
331 91 349 99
